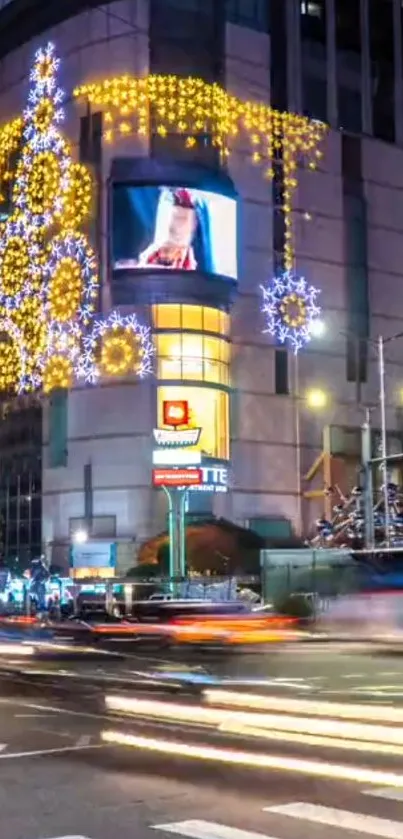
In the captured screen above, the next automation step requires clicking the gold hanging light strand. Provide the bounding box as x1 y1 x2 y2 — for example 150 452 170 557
75 75 327 268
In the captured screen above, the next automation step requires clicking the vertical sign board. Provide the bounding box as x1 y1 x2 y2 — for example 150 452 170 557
70 542 116 570
49 389 68 467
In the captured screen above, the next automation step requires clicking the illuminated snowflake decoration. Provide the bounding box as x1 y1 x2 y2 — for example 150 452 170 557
79 310 154 384
0 41 153 394
260 271 321 354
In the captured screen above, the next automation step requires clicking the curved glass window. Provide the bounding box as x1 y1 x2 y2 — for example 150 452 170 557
152 304 230 336
155 332 230 385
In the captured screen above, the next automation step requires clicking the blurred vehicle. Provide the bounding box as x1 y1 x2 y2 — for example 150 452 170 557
130 599 250 624
319 590 403 640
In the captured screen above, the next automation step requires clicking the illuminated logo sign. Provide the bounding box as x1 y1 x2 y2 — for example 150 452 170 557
152 468 202 487
189 466 229 494
163 400 189 427
152 449 202 466
152 428 201 447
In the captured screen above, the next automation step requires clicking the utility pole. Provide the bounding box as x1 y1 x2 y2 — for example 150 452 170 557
378 336 390 548
361 407 374 551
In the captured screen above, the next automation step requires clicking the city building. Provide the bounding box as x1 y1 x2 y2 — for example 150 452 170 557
0 0 400 573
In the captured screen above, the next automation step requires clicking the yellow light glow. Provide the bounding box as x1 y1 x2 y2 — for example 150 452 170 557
203 689 403 723
99 328 140 377
305 388 328 409
280 292 307 328
48 257 83 322
0 338 21 392
0 118 23 195
58 162 92 229
33 98 54 134
23 150 62 218
14 297 47 376
72 567 115 579
157 384 229 460
43 355 73 394
0 236 31 296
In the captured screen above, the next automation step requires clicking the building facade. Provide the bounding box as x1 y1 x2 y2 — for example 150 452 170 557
0 0 401 571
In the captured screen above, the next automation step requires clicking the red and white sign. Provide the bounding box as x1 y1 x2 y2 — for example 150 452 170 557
163 400 189 427
152 468 202 487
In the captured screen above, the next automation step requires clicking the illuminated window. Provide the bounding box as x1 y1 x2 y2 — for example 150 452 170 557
152 304 230 336
219 311 230 335
155 332 230 385
153 304 181 329
158 385 229 460
203 307 219 333
181 304 203 331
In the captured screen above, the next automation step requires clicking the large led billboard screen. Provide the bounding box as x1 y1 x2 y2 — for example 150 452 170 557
112 185 237 280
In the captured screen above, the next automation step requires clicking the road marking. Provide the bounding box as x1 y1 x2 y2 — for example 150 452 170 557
0 743 105 760
362 787 403 801
153 820 278 839
264 803 403 838
14 713 46 719
0 698 108 723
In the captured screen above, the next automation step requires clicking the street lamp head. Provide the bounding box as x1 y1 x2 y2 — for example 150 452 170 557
306 387 328 409
309 319 326 338
73 528 88 545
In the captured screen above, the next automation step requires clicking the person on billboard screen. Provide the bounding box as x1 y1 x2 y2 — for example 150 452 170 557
138 187 198 270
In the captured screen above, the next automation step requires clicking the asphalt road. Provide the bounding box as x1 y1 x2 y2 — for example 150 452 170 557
0 696 401 839
0 642 402 837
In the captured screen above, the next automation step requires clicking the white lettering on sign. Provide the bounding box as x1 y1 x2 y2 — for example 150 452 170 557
153 428 201 447
188 466 229 493
201 467 228 486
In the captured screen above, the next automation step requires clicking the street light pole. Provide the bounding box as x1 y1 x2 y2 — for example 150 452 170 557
294 354 303 536
378 335 390 549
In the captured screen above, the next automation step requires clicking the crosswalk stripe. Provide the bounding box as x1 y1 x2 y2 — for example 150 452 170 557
362 787 403 801
264 803 402 838
153 820 278 839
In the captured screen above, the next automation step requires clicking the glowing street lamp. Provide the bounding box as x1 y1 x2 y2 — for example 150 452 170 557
309 319 326 338
305 387 328 410
73 528 88 545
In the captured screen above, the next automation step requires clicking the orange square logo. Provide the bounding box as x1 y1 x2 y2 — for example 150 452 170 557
163 400 189 427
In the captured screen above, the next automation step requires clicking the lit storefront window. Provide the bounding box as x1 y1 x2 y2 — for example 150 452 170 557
157 385 229 460
153 305 230 459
